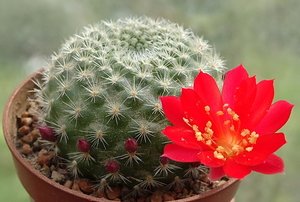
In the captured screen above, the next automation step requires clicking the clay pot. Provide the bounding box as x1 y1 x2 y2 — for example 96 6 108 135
2 70 240 202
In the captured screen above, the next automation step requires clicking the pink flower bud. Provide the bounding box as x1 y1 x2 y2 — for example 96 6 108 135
124 138 138 153
105 161 119 173
159 156 169 165
38 126 58 142
77 139 90 153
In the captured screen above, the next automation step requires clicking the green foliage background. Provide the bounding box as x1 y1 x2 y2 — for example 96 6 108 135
0 0 299 201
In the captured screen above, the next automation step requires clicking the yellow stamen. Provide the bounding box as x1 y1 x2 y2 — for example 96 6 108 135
248 132 259 144
183 118 190 125
216 146 225 153
195 132 203 141
232 145 243 155
216 111 224 116
245 147 253 152
233 114 239 121
204 106 210 112
206 140 212 146
214 151 225 160
224 120 230 125
202 133 212 139
206 121 212 128
241 129 250 137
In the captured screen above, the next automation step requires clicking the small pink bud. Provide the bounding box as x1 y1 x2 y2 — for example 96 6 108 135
105 161 119 173
77 139 90 153
159 156 169 165
38 126 58 142
190 162 201 168
124 138 138 153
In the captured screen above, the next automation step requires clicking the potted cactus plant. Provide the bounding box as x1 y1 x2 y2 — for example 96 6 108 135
3 17 293 202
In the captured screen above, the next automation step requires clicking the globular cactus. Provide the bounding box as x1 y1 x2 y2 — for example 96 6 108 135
35 17 226 194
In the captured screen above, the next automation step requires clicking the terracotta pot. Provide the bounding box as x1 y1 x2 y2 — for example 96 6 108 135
2 69 241 202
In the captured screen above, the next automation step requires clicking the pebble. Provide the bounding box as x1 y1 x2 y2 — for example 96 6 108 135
51 170 65 182
21 134 34 144
37 151 55 166
96 189 107 198
18 125 31 136
163 193 175 201
21 117 33 126
137 198 145 202
106 186 121 200
72 180 82 192
64 180 73 189
21 143 32 154
30 128 40 140
150 191 163 202
78 178 94 194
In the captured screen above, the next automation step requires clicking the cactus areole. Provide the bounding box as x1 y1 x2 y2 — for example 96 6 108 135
35 17 226 193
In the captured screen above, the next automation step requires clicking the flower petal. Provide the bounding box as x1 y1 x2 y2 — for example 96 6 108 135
160 96 187 128
180 88 209 129
209 167 226 181
235 133 286 166
223 158 252 179
222 64 249 107
163 144 200 162
233 76 257 124
194 71 223 113
162 126 210 150
251 154 284 174
254 100 294 134
197 151 226 167
244 79 274 130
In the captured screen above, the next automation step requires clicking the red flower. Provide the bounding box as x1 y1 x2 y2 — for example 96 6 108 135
160 65 293 180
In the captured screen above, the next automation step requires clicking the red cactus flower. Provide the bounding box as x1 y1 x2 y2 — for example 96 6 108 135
77 139 90 153
124 138 138 153
105 161 120 173
38 126 58 142
160 65 293 180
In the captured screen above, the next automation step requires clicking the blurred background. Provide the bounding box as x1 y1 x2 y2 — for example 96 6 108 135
0 0 299 201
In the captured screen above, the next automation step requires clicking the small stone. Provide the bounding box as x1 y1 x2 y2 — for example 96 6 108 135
137 198 145 202
182 188 189 197
51 170 65 182
32 115 39 122
21 117 33 126
57 168 68 175
18 125 31 136
21 134 34 144
21 144 32 154
21 111 31 118
169 191 177 199
78 178 94 194
37 151 55 166
72 180 82 192
64 180 73 189
173 185 183 194
30 128 40 140
150 191 163 202
213 180 227 188
39 165 51 177
106 186 121 200
163 193 175 201
96 189 107 198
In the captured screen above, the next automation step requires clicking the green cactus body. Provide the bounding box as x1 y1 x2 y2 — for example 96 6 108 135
36 17 225 194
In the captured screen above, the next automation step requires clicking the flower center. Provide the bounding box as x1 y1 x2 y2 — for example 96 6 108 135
184 104 259 160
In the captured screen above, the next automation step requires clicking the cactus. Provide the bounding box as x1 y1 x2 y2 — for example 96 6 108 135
34 17 226 195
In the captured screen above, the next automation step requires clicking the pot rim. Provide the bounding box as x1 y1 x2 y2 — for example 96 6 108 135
2 69 240 202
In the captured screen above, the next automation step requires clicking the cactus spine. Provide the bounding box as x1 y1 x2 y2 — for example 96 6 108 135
35 17 226 194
